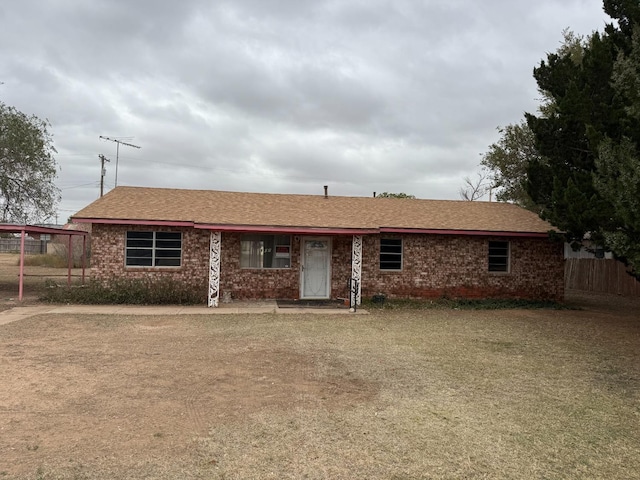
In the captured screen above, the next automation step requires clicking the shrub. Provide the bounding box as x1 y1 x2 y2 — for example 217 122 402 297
22 254 68 268
47 240 90 268
40 277 205 305
361 296 570 310
20 242 89 269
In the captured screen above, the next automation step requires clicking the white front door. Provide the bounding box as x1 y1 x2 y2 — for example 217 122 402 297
301 237 331 299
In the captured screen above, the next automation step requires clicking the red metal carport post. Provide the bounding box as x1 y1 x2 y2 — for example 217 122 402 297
67 235 72 287
82 234 86 284
18 229 25 301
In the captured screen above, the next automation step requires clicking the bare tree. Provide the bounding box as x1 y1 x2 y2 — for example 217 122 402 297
459 171 491 201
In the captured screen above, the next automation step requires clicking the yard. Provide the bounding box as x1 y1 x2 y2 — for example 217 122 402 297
0 253 85 310
1 293 639 479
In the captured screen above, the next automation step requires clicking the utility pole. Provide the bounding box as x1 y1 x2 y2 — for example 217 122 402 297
99 136 141 187
98 154 110 197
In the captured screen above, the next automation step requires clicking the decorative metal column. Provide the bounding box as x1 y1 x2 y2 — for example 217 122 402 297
351 235 362 306
208 231 221 307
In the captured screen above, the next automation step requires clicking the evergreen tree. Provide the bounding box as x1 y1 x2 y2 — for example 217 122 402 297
525 0 640 276
525 30 623 246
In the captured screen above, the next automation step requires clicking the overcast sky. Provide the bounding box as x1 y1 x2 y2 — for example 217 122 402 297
0 0 612 221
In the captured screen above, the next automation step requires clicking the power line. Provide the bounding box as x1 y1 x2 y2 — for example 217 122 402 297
60 182 100 190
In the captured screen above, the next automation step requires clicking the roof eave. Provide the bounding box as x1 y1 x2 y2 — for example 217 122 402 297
194 224 379 235
379 227 552 238
72 218 553 237
72 218 379 235
73 218 195 227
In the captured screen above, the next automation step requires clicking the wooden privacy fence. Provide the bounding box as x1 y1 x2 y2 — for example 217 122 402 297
0 238 47 254
565 258 640 297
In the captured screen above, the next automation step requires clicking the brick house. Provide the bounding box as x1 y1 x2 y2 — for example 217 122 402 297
72 186 564 306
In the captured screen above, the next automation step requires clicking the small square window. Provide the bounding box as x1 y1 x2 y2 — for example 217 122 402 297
488 241 509 272
380 238 402 270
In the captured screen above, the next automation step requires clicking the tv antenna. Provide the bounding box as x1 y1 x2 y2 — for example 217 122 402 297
99 136 141 187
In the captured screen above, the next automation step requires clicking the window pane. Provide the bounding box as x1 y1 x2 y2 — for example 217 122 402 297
274 235 290 245
156 232 181 240
127 249 152 258
262 236 275 268
155 249 181 258
126 232 153 248
128 232 153 239
241 240 263 268
381 245 402 254
126 231 182 268
126 257 153 266
488 241 509 272
240 235 291 269
156 239 182 249
380 238 402 270
127 238 153 248
489 245 508 256
155 258 181 267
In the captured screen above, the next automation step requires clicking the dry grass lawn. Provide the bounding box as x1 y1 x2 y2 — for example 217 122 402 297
1 292 639 479
0 253 85 309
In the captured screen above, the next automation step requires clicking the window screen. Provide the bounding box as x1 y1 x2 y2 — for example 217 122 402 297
380 238 402 270
488 241 509 272
126 231 182 267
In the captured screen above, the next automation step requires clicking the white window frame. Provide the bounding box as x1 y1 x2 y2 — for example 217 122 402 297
125 231 182 268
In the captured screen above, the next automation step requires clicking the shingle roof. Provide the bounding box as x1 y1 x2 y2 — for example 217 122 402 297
72 186 555 234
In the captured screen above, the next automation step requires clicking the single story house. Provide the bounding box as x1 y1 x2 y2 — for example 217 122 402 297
72 186 564 306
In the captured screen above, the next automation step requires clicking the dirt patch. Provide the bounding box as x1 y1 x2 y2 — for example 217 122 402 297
1 270 639 478
0 315 377 476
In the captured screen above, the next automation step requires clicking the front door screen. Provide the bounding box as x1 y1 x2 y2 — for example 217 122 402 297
302 239 329 298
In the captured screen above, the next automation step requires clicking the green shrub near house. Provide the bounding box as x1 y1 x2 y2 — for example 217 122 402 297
361 296 570 310
41 277 205 305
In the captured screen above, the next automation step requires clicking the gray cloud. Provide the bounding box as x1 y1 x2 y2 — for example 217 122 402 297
0 0 611 220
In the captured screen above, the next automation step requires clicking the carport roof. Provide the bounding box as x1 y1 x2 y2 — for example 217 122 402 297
0 224 89 236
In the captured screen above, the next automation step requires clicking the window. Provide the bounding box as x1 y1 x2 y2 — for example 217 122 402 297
240 235 291 269
380 238 402 270
488 241 509 272
126 231 182 267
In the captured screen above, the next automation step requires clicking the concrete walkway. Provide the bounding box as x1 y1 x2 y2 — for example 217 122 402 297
0 301 368 325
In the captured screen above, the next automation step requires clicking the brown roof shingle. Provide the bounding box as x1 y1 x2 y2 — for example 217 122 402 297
72 186 555 234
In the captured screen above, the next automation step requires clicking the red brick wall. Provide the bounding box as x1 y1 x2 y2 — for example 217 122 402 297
219 232 300 300
221 235 355 301
90 224 210 298
91 227 564 302
361 234 564 301
331 236 353 299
